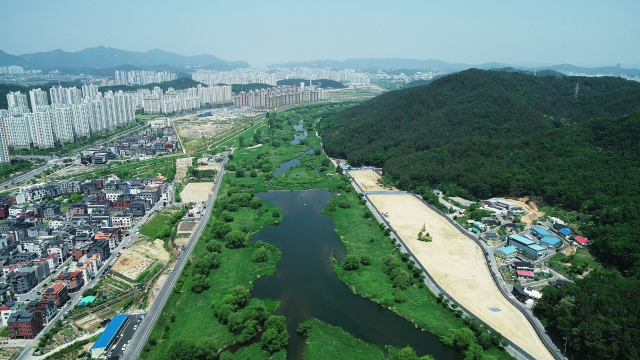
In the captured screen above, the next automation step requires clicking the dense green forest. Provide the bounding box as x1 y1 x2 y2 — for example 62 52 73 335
318 69 640 359
277 78 346 89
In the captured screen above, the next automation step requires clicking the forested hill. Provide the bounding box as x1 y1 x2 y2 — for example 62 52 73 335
318 68 640 359
320 69 640 167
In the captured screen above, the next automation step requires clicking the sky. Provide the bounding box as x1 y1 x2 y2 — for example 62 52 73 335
1 0 639 67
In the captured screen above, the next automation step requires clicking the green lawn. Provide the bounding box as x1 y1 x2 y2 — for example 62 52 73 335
302 319 385 360
548 247 601 280
0 326 9 338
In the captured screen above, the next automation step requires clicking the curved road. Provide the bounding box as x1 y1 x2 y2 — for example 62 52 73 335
126 156 227 359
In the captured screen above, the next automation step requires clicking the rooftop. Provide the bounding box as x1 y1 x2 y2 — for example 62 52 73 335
496 246 517 255
510 234 535 245
531 227 553 236
528 244 546 251
91 314 128 349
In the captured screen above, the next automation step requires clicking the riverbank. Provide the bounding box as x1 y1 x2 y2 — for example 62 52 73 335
143 103 509 360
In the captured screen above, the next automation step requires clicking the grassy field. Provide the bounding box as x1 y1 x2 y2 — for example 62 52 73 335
301 319 386 360
141 195 283 359
548 247 600 280
0 326 8 337
71 157 177 181
221 343 286 360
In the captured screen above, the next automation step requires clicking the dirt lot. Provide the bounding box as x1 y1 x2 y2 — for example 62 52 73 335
113 239 170 280
501 198 545 224
349 170 396 191
197 163 220 171
175 221 197 245
177 122 232 139
367 194 554 360
175 157 193 181
180 182 213 202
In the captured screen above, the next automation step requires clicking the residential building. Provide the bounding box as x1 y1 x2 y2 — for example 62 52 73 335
8 310 44 339
42 283 70 307
56 271 84 293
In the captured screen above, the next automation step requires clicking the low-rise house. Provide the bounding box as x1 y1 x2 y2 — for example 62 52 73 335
8 310 44 339
56 271 84 293
495 246 517 259
512 284 530 302
42 203 61 219
9 271 38 294
25 299 57 324
42 283 70 307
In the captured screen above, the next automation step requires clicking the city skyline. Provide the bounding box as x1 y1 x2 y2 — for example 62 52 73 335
0 0 638 67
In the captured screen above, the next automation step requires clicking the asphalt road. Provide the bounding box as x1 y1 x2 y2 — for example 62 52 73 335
107 314 141 359
126 156 227 359
14 185 171 360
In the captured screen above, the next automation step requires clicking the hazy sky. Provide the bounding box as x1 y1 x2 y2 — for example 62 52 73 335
1 0 638 67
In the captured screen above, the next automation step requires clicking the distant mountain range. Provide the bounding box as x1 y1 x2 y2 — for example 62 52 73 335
0 46 250 71
268 58 640 76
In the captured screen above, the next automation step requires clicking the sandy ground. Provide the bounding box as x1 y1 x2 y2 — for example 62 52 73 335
197 163 220 171
368 194 554 360
175 157 193 181
180 182 213 202
500 198 544 224
113 240 170 280
147 273 169 311
177 123 232 139
349 170 396 191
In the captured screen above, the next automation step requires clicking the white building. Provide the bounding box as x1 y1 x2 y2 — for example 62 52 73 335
28 111 55 148
0 116 10 164
29 88 49 111
6 91 29 109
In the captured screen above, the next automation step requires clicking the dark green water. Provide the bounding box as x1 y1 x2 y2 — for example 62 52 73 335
251 189 462 360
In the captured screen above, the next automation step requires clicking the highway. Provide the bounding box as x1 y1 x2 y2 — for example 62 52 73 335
14 184 171 360
126 156 227 359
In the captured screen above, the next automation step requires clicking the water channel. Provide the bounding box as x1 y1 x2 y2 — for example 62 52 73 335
273 121 314 176
250 190 462 360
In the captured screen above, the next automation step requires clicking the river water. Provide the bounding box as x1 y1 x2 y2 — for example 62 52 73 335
250 189 462 360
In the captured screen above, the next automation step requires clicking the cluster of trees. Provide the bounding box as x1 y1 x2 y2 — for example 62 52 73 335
187 168 217 181
211 286 289 353
319 69 640 359
0 159 34 182
190 241 222 293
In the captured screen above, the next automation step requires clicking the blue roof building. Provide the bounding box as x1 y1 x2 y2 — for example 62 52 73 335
559 228 573 236
531 227 553 239
496 246 517 258
90 314 129 358
523 244 546 259
540 236 562 248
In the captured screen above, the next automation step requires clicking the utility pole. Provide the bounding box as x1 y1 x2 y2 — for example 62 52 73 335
574 83 580 99
564 336 568 358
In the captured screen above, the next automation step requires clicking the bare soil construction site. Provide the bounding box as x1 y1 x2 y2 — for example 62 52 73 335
349 170 397 191
176 122 233 139
366 194 553 360
113 239 170 280
175 157 193 181
180 182 213 202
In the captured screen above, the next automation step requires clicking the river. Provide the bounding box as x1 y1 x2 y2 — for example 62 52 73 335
250 189 462 360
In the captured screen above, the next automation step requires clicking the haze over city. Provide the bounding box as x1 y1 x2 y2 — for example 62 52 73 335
0 0 638 67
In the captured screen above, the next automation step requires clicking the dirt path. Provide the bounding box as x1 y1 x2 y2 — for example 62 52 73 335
367 194 554 360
